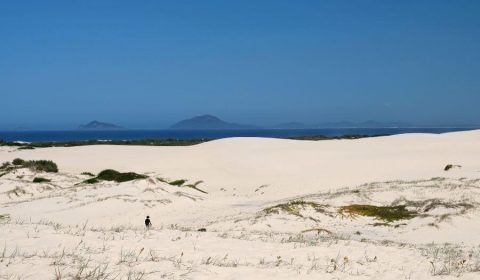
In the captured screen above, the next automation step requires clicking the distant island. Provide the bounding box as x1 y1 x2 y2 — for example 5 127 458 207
79 120 122 130
170 115 255 129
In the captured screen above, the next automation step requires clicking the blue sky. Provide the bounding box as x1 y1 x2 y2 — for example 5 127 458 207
1 0 479 129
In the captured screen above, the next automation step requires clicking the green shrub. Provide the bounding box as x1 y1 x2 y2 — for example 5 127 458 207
12 158 25 165
169 179 187 186
81 172 95 177
95 169 147 183
33 177 51 183
24 160 58 173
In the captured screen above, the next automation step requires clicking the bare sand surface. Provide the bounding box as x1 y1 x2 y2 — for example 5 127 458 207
1 130 480 279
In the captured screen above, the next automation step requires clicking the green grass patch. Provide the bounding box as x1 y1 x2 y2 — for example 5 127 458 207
33 177 51 183
264 200 326 216
338 204 417 222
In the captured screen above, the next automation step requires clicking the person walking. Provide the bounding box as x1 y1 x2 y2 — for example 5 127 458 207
145 215 152 229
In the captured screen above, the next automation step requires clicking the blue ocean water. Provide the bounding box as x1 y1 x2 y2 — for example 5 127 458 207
0 128 478 142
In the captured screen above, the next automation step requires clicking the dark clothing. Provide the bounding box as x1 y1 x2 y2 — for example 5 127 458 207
145 218 151 228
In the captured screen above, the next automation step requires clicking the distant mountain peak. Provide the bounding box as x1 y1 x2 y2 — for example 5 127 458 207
170 115 254 129
79 120 122 130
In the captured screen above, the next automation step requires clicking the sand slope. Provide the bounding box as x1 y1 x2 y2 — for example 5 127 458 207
1 131 480 279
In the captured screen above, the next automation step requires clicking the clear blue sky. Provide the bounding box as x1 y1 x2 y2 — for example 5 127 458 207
1 0 479 129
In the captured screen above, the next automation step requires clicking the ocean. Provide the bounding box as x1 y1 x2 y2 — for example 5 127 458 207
0 127 478 142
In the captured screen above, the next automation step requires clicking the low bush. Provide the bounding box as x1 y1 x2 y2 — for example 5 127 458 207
23 160 58 173
83 169 147 184
97 169 147 182
169 179 187 186
12 158 25 165
81 172 95 177
33 177 51 183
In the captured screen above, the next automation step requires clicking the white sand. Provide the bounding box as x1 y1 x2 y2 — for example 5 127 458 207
1 130 480 279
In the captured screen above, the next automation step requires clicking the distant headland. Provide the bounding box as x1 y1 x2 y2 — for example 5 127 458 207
79 120 122 130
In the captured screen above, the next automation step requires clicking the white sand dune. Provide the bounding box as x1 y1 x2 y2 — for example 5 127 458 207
1 130 480 279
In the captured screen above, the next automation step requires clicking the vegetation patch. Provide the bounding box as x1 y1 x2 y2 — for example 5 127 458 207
301 228 333 235
0 162 10 170
158 178 208 194
444 164 461 171
0 214 10 222
18 146 35 150
185 180 208 194
0 138 210 148
33 177 51 183
81 172 95 177
264 200 327 216
168 179 187 186
83 178 100 184
12 158 25 165
83 169 147 184
395 199 474 213
7 187 27 197
157 177 168 183
338 204 417 222
97 169 147 182
12 158 58 172
290 134 387 141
